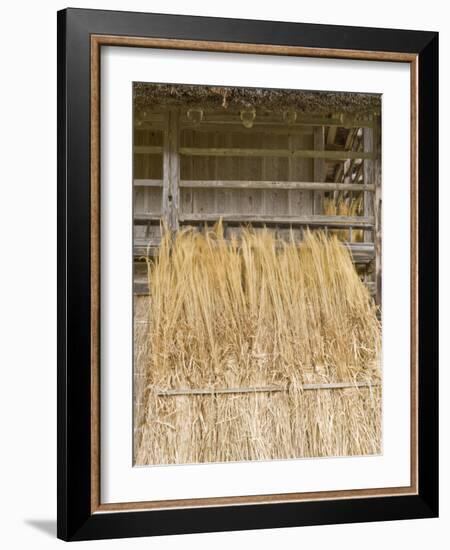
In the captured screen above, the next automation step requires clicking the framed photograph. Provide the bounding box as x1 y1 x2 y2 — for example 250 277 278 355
57 8 438 541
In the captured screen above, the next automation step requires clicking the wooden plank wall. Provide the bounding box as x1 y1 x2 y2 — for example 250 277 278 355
133 125 163 246
133 107 380 305
179 127 314 239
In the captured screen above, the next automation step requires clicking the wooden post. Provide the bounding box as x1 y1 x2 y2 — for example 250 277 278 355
364 115 381 309
374 115 382 309
162 111 171 229
163 109 180 232
169 109 180 231
363 122 374 243
313 126 325 214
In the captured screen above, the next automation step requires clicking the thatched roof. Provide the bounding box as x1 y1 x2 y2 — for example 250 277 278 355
133 82 380 116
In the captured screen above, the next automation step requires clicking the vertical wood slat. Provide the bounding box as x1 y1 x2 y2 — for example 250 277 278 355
215 132 232 221
287 130 314 242
244 131 263 215
185 129 194 215
163 109 180 231
169 109 180 231
265 132 287 219
260 133 267 216
213 132 219 213
227 132 238 219
288 133 293 215
313 126 325 214
192 129 214 217
162 112 171 228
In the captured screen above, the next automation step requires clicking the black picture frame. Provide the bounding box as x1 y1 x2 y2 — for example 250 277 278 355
57 7 438 541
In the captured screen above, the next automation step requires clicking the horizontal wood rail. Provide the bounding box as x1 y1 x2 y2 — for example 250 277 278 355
134 179 163 187
177 213 374 228
151 381 381 396
133 213 374 229
179 114 373 129
180 123 315 134
133 179 373 192
178 180 374 192
133 239 375 261
179 123 371 135
134 238 162 248
134 145 164 154
134 214 161 224
179 147 373 160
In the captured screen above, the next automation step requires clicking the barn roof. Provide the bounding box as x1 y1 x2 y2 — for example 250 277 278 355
133 82 381 116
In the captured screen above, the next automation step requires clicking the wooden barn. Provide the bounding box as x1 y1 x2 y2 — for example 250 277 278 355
133 83 381 306
132 83 382 465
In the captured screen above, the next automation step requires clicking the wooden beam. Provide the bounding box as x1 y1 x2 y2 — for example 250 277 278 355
179 180 374 191
153 380 380 396
161 114 171 225
134 237 162 247
180 114 373 129
374 116 382 308
363 125 375 243
134 145 164 154
134 214 161 224
179 147 374 160
133 179 163 187
178 213 374 228
133 239 375 259
181 123 310 134
168 109 180 231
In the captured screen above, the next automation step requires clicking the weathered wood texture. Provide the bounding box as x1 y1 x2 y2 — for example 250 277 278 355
177 180 375 191
179 127 316 225
177 213 374 228
362 116 382 307
133 107 380 302
313 126 325 214
179 146 373 160
134 179 163 187
363 124 374 243
168 110 180 230
374 115 382 307
133 126 163 245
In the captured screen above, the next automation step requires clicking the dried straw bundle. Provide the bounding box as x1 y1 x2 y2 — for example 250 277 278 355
324 195 364 242
134 226 381 465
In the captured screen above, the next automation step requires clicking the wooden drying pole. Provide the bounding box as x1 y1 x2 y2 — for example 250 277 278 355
153 380 381 396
